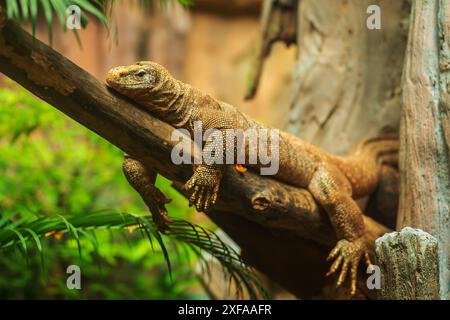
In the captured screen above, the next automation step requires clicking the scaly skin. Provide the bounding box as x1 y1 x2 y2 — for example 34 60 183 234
106 61 398 295
122 154 172 231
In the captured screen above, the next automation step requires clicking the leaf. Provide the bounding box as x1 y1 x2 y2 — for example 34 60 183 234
0 212 17 228
19 0 30 21
0 211 270 299
71 0 108 27
23 227 42 251
57 214 82 260
39 0 54 43
29 0 38 35
135 215 172 280
78 229 102 271
6 0 20 20
4 0 193 47
24 227 46 272
9 229 27 252
49 0 67 28
7 228 28 255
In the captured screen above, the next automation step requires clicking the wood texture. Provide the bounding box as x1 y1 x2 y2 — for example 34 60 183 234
245 0 297 99
0 15 389 298
398 0 450 299
286 0 448 299
375 227 440 300
287 0 410 155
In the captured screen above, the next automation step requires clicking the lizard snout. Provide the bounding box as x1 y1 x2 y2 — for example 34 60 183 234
105 67 126 88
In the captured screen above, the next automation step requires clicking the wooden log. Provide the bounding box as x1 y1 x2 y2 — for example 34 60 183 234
375 227 440 300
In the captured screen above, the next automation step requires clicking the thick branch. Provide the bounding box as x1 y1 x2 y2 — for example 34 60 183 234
398 0 449 298
0 17 389 298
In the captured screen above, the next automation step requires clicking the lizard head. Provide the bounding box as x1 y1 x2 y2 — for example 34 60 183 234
106 61 193 126
106 61 172 102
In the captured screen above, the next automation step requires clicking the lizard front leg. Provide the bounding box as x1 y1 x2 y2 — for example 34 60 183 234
185 163 222 212
184 122 228 212
122 154 172 231
184 108 233 212
308 165 372 295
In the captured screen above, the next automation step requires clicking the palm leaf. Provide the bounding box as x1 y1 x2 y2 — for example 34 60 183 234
0 211 270 299
6 0 20 20
4 0 192 37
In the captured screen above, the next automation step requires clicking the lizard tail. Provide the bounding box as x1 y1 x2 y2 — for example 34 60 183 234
336 135 399 198
349 135 399 167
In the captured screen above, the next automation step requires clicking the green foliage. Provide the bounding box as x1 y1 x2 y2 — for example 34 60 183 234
5 0 108 41
0 83 268 299
4 0 193 42
0 84 138 219
0 212 269 299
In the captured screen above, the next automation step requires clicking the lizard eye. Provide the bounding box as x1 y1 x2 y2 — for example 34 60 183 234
135 70 147 77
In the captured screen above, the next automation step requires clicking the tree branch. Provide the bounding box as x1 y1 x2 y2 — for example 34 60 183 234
0 15 389 298
397 0 449 299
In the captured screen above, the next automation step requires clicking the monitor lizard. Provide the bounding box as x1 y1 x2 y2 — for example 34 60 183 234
106 61 398 295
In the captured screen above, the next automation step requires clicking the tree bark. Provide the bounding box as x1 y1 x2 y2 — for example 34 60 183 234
375 227 440 300
0 13 388 298
287 0 410 155
397 0 450 299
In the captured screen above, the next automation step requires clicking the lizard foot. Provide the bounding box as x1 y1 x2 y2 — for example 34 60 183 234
326 237 372 296
147 189 172 232
184 166 221 212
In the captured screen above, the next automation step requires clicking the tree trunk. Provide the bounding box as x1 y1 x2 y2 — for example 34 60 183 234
397 0 450 299
287 0 409 154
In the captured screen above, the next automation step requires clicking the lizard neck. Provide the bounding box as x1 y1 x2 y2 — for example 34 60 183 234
140 78 194 129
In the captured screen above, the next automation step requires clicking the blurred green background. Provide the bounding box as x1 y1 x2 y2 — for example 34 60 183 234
0 82 209 299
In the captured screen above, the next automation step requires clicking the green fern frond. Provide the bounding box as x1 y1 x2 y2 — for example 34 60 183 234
5 0 107 40
4 0 192 36
0 211 270 299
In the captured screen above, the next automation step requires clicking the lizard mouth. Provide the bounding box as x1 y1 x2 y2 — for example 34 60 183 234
105 75 147 91
109 82 147 88
105 68 144 89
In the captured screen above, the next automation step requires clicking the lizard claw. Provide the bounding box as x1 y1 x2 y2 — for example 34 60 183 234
147 189 172 232
326 237 370 296
185 166 221 212
151 206 172 232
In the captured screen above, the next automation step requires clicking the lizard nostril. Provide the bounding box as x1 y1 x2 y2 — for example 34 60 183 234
106 69 121 86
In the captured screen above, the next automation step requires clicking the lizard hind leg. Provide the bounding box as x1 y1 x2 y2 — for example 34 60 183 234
308 165 372 296
122 154 172 231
